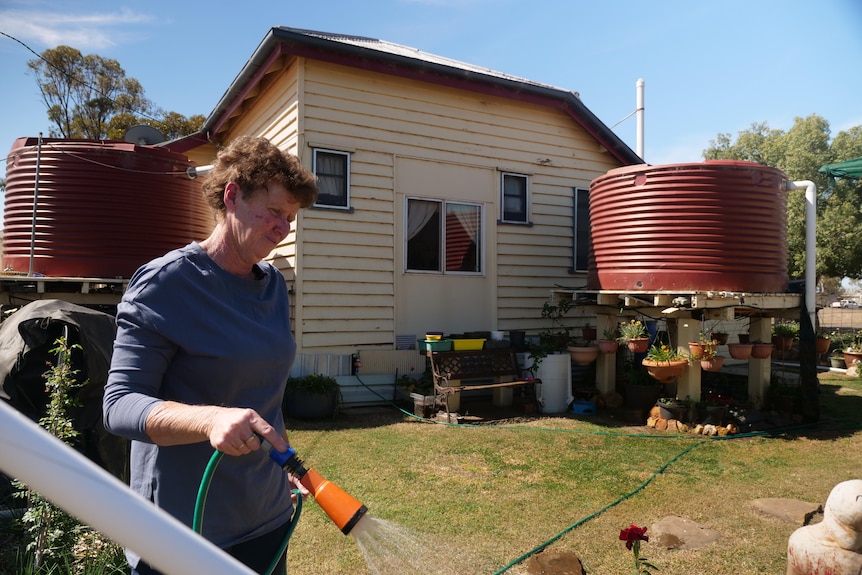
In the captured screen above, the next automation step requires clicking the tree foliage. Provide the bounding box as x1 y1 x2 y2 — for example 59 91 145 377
704 114 862 288
27 45 203 141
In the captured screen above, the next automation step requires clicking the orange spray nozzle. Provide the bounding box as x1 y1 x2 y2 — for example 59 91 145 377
299 468 368 535
264 442 368 535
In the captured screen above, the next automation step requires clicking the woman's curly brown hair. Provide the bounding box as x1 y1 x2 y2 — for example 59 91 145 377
201 136 319 214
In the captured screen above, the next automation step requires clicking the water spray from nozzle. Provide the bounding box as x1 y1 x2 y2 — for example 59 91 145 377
261 439 368 535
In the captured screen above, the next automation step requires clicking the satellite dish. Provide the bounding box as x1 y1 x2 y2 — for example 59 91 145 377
123 125 166 145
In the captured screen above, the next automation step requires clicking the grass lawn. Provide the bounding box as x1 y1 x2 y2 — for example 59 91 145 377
284 371 862 575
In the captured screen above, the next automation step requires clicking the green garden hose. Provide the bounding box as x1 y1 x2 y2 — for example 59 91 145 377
194 449 302 575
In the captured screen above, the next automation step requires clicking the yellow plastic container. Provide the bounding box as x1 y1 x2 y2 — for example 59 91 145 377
452 338 486 351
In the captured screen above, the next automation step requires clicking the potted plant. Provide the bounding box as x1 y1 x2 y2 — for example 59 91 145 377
696 341 725 372
829 352 846 369
567 339 600 366
688 334 716 360
397 369 436 417
843 329 862 369
642 344 688 383
619 319 649 353
598 327 620 354
283 373 340 419
528 298 577 370
814 330 831 355
772 321 798 351
750 339 773 359
709 331 729 345
656 396 693 422
727 341 753 360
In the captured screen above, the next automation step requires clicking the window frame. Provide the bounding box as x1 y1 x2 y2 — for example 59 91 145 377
311 148 351 211
499 172 530 224
405 196 484 275
572 187 591 272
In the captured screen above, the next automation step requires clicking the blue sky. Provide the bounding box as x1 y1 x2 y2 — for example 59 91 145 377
1 0 861 186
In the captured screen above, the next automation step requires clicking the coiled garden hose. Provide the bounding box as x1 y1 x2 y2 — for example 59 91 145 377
194 449 303 575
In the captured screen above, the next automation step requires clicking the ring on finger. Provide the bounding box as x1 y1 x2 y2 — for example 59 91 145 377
243 435 255 444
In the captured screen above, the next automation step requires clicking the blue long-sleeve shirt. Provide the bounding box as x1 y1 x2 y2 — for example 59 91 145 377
104 242 296 555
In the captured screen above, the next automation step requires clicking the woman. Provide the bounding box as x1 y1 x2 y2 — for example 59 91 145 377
104 135 318 574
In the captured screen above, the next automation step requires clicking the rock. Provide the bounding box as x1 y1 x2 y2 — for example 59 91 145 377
751 498 822 525
526 550 586 575
650 516 720 550
787 479 862 575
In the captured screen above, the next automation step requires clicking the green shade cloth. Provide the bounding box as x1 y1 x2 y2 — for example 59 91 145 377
819 157 862 179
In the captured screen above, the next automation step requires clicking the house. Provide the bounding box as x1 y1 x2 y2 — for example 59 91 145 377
168 27 641 360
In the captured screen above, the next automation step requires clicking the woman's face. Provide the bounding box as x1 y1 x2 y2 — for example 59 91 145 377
225 181 301 265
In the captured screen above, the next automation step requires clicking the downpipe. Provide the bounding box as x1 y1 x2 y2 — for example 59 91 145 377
787 180 816 328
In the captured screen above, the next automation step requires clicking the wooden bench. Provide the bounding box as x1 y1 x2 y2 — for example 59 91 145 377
428 349 538 417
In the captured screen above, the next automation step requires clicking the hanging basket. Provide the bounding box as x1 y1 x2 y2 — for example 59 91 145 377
815 337 830 355
751 343 773 359
641 359 688 383
597 339 619 354
772 335 793 351
700 355 725 372
567 345 599 366
710 332 729 345
627 338 650 353
727 343 753 360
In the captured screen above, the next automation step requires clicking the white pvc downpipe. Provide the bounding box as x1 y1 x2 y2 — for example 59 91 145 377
636 78 645 160
787 180 817 328
0 400 256 575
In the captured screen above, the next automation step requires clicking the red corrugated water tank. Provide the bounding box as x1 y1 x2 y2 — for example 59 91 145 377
4 137 213 278
588 160 788 292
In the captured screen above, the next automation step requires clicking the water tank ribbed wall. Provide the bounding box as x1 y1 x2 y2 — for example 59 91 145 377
4 137 213 278
588 160 788 292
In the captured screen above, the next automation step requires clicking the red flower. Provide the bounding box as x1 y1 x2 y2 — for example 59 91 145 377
619 525 649 550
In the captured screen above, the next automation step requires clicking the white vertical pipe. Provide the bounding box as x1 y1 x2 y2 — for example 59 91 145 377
787 180 817 328
636 78 645 161
0 400 256 575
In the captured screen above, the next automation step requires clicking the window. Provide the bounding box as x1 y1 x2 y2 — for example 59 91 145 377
406 198 482 274
573 187 590 272
312 149 349 209
501 172 528 223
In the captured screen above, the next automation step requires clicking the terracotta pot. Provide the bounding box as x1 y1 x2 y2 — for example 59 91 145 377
710 332 729 345
688 342 703 359
597 339 619 354
815 337 830 355
627 338 649 353
700 355 725 372
641 359 688 383
843 351 862 368
567 345 599 366
727 343 753 360
772 335 793 351
751 343 773 359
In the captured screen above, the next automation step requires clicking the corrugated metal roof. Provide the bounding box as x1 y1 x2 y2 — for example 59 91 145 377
284 27 574 95
170 26 639 165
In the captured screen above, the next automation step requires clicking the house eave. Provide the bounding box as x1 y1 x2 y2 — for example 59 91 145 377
189 27 641 165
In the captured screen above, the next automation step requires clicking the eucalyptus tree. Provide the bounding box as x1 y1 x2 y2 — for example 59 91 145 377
704 114 862 287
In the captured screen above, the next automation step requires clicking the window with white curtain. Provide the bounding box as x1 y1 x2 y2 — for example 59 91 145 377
312 149 350 209
501 172 528 223
406 198 482 274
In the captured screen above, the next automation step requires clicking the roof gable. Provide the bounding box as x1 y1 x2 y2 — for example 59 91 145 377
173 27 640 165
